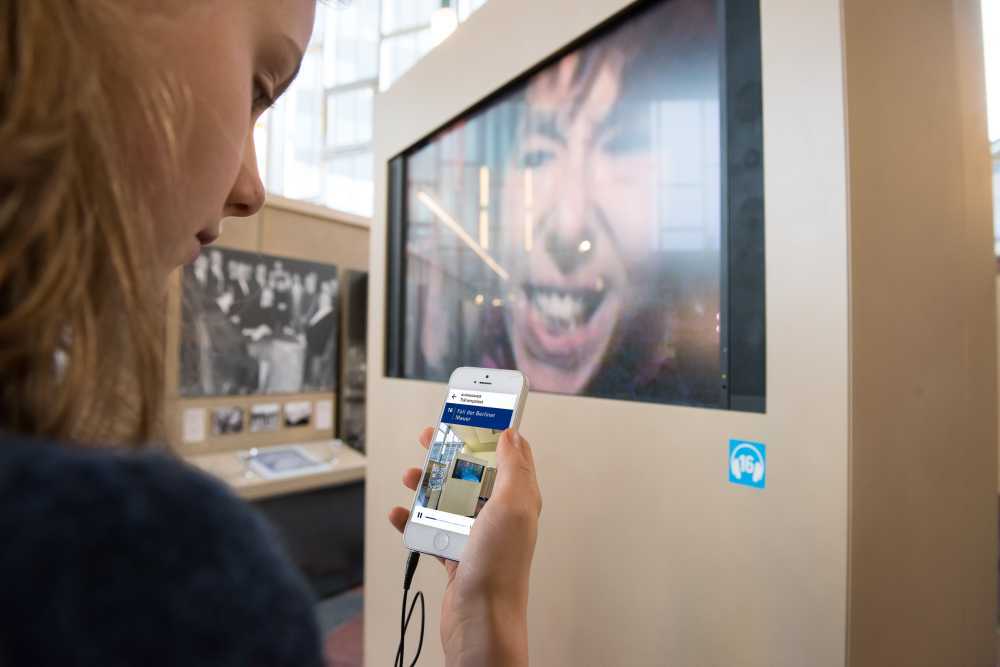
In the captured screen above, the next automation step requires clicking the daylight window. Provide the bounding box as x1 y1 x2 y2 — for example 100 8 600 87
256 0 488 218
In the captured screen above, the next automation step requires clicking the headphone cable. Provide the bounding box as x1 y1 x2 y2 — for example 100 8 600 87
395 551 425 667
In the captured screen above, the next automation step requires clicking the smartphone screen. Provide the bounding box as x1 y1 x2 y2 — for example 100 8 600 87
410 388 517 536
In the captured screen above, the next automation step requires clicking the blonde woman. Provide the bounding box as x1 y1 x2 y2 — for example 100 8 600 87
0 2 541 666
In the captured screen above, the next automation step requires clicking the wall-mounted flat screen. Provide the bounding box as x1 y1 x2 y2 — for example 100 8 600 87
452 460 485 483
386 0 765 411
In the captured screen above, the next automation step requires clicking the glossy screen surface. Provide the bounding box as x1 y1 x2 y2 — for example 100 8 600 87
396 0 724 407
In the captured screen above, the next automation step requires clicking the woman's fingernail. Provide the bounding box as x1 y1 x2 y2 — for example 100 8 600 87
510 430 522 448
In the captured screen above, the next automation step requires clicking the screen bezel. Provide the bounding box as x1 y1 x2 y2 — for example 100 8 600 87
403 367 528 561
385 0 765 413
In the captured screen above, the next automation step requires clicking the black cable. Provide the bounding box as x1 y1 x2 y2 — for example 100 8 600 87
395 589 425 666
395 551 425 667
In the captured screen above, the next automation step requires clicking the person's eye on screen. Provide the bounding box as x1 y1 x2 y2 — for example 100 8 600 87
520 149 555 169
602 128 647 155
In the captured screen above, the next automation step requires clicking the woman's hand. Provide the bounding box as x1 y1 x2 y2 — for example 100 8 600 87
388 427 542 667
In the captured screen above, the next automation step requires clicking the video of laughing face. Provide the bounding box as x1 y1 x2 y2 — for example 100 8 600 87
403 0 723 407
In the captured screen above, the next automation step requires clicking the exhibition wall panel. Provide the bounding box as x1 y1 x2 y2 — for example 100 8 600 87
165 202 369 455
843 0 997 664
368 0 995 665
369 0 850 664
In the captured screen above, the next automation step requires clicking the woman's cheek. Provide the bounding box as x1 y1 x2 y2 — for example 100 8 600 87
183 100 248 215
593 154 658 258
175 31 254 215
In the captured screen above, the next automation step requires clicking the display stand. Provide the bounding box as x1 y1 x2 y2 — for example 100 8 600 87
365 0 997 665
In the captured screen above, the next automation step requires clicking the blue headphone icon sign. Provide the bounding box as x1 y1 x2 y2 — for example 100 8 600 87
729 441 766 488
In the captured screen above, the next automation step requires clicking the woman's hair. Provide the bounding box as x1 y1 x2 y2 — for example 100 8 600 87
0 1 185 447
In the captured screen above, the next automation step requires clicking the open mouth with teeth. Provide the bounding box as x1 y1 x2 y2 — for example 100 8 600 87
511 277 621 384
522 282 608 334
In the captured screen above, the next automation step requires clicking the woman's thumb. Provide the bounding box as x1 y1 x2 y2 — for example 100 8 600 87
493 428 540 505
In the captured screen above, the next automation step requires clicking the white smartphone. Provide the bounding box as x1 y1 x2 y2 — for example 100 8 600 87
403 367 529 562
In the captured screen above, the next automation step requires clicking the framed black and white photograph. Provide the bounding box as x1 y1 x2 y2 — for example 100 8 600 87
284 400 313 428
180 248 339 397
250 403 280 433
211 406 244 436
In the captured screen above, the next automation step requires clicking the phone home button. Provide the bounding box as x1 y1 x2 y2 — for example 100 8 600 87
433 531 450 551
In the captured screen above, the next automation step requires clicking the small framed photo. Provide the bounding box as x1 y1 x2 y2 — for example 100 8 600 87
284 400 312 428
250 403 280 433
211 406 244 436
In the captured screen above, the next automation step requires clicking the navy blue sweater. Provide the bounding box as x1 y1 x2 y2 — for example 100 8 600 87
0 435 324 666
